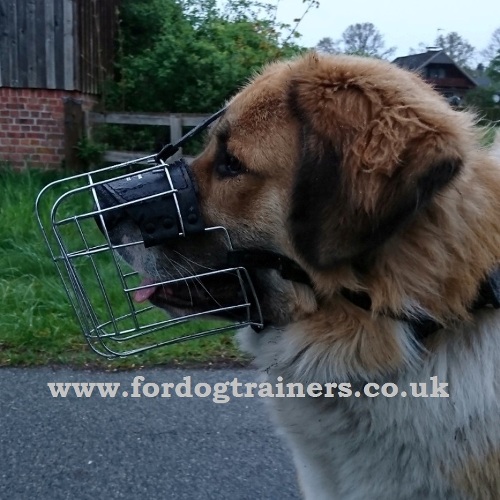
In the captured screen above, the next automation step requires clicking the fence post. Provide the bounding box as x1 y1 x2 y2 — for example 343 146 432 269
63 97 84 170
170 114 182 159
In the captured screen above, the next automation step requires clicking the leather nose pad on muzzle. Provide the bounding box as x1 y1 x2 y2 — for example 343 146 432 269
93 159 205 248
93 186 124 236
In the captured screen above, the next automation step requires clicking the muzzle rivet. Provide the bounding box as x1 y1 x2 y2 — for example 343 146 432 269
145 222 156 234
187 213 198 224
162 217 174 229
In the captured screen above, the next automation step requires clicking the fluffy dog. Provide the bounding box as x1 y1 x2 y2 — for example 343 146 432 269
115 54 500 498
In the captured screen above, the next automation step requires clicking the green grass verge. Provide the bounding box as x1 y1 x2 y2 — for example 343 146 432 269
0 166 245 369
483 125 499 145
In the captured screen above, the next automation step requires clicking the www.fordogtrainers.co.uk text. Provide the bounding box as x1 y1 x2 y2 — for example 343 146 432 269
47 375 449 403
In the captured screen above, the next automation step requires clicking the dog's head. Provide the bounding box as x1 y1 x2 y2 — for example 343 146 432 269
106 53 480 328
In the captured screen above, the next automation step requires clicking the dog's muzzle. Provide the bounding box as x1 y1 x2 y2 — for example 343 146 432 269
35 113 264 357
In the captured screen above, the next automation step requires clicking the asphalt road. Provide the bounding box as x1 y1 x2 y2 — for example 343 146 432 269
0 367 300 500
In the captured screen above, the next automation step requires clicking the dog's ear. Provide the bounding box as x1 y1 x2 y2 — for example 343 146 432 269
287 56 464 270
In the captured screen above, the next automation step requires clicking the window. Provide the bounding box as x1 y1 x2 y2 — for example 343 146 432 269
427 66 446 79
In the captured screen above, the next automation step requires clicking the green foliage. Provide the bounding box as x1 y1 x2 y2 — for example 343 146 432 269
466 49 500 126
464 86 500 124
97 0 316 153
103 0 307 114
75 137 106 169
488 49 500 83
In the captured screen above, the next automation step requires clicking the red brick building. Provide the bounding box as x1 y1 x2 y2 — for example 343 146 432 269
0 0 119 168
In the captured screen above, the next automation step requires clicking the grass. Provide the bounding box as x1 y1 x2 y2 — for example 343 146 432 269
483 124 499 145
0 166 244 369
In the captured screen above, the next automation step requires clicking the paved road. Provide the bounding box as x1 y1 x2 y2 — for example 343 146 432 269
0 367 300 500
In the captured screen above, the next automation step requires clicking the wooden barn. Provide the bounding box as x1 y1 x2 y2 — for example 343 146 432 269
0 0 120 168
393 49 478 105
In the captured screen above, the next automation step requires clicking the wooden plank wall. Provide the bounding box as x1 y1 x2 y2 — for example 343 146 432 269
76 0 119 94
0 0 119 93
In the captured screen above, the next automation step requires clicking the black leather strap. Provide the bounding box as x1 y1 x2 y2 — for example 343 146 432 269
227 249 313 287
228 248 500 340
472 266 500 309
156 108 227 163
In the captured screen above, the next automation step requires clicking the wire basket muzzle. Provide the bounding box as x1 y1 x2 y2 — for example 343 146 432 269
36 155 264 358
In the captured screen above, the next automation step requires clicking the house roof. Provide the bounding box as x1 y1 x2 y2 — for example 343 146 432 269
393 50 461 70
474 74 492 87
392 51 439 70
393 50 478 87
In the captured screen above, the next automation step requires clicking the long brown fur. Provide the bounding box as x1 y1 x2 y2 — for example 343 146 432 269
122 52 500 497
193 54 500 376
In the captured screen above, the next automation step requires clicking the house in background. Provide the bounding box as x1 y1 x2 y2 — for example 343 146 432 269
0 0 119 168
393 49 478 105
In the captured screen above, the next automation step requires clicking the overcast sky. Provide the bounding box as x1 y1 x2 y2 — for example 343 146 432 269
276 0 499 61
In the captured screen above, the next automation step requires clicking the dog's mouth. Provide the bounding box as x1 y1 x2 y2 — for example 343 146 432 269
132 272 253 321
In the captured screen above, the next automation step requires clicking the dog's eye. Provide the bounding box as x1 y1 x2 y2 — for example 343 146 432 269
216 155 246 178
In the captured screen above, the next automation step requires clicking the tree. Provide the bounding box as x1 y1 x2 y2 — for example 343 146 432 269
487 49 500 83
99 0 318 151
434 31 475 68
316 23 395 59
464 49 500 125
464 86 500 124
316 37 339 54
105 0 317 114
482 27 500 63
411 32 475 68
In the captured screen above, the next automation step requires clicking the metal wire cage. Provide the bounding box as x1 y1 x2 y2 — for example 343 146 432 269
35 154 263 358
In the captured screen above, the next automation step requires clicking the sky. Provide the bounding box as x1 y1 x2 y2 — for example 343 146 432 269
275 0 499 61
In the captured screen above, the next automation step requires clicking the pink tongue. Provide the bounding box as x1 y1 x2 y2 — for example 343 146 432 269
133 278 158 303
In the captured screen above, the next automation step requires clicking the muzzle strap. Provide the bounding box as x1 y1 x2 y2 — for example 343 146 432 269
156 108 227 163
227 249 313 287
227 249 500 342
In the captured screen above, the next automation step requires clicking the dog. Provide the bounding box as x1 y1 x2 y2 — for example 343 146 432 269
106 53 500 499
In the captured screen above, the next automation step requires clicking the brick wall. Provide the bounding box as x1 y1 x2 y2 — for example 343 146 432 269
0 88 96 168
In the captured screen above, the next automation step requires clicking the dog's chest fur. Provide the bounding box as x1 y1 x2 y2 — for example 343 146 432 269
238 310 500 500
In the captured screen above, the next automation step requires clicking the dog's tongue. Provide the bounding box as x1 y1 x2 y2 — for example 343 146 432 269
133 278 158 303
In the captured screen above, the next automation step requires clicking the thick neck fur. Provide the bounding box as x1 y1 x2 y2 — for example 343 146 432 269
238 311 500 499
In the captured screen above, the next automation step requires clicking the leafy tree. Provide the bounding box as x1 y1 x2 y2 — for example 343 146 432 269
464 86 500 124
488 49 500 83
104 0 316 113
316 23 395 59
98 0 318 151
464 50 500 125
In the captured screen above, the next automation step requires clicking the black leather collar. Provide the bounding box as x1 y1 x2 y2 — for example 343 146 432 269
342 267 500 340
227 249 500 340
227 249 312 287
